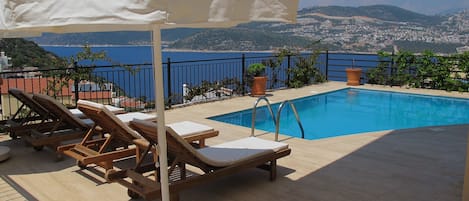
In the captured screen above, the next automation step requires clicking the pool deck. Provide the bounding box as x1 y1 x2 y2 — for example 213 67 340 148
1 81 469 201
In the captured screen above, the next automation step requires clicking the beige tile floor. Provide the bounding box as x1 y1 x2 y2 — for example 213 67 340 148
1 81 468 201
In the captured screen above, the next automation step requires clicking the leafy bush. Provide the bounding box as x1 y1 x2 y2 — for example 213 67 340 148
184 78 241 102
366 50 469 92
366 51 391 85
246 63 266 77
288 50 326 88
390 50 415 86
262 48 295 89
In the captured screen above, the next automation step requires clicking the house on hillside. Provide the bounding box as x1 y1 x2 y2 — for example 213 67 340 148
71 81 114 104
457 46 469 53
0 78 115 119
0 52 12 73
113 96 146 110
0 52 43 79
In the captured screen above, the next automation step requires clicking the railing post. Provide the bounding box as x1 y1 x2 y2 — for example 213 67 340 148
73 62 79 107
241 54 246 96
325 50 329 81
390 50 395 86
286 54 291 86
166 58 172 109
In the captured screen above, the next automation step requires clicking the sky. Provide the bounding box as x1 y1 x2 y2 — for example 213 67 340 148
298 0 469 15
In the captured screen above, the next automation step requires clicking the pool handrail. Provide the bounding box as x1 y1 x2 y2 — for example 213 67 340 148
276 100 305 141
251 96 276 138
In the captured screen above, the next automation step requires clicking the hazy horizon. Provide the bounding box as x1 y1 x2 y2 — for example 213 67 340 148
298 0 469 15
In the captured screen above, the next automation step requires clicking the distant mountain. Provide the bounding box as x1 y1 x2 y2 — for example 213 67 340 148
168 28 318 51
29 27 315 51
32 32 151 46
299 5 444 25
30 29 204 46
26 5 467 53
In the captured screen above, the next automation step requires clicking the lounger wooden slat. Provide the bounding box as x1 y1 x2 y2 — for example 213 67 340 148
80 148 137 165
57 138 107 152
73 144 100 156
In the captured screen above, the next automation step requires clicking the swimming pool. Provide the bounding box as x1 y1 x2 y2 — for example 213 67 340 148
209 88 469 140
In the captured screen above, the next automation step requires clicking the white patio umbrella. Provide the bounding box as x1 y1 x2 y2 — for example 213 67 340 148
0 0 298 200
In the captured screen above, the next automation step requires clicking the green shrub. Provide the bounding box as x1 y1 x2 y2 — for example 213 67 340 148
288 50 326 88
246 63 266 77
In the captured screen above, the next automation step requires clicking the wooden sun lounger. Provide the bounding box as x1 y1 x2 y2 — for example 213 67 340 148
57 99 155 170
21 94 95 159
0 88 122 139
107 119 291 201
0 88 61 139
57 100 218 172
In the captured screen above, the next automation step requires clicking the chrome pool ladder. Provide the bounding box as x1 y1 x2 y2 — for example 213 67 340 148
250 96 305 141
250 96 276 138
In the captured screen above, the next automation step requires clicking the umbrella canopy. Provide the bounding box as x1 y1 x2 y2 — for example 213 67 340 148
0 0 298 200
2 0 298 32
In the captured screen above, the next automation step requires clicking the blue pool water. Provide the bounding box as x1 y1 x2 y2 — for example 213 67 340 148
209 89 469 140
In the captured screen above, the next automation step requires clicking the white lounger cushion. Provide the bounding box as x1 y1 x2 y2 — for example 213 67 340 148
70 103 124 118
78 111 156 126
197 137 288 167
167 121 214 137
166 126 288 167
115 112 156 123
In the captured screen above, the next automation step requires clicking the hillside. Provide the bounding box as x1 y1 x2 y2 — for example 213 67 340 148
0 38 62 68
27 5 468 53
31 29 205 46
299 5 444 25
168 28 319 51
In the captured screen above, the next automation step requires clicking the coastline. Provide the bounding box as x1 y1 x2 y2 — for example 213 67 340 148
39 44 278 53
39 44 384 55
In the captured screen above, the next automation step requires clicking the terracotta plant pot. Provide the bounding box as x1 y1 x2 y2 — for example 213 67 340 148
251 76 267 96
345 68 362 86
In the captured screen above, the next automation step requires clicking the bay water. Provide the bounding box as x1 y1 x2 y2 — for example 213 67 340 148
43 46 378 101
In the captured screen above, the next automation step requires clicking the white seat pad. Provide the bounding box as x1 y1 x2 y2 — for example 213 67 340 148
78 112 155 127
70 105 124 118
117 112 156 123
197 137 288 167
168 121 214 137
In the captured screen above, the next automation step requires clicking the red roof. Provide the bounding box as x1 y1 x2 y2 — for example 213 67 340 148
73 91 112 99
1 78 112 100
0 77 72 95
119 99 145 108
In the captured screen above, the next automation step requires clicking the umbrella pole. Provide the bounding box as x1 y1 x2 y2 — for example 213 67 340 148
152 26 170 201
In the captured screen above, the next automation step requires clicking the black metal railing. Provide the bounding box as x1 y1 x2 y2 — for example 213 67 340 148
0 51 467 120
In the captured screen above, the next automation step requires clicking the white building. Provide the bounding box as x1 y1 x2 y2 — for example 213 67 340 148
0 52 12 73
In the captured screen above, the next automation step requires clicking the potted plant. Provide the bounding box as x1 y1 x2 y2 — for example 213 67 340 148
345 59 362 86
247 63 267 96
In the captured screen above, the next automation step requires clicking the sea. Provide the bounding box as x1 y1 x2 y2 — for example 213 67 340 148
42 46 379 101
43 46 273 66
